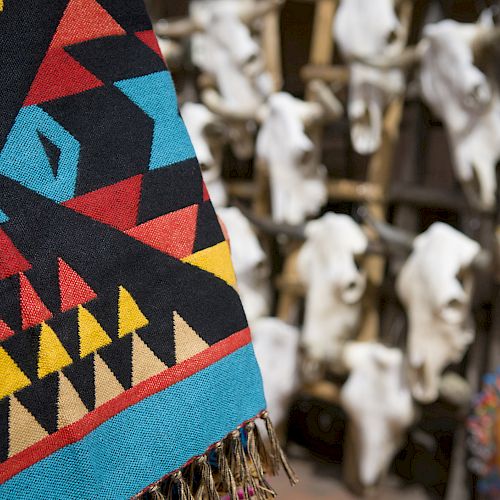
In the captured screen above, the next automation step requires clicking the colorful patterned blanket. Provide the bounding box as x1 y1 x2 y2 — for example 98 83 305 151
0 1 294 497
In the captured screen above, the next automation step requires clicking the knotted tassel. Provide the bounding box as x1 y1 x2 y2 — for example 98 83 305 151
229 430 252 500
195 455 219 500
216 441 238 500
246 422 276 499
150 484 166 500
261 411 298 486
173 471 194 500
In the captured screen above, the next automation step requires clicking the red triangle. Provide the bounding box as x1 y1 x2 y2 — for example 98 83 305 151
51 0 126 49
135 30 163 58
202 182 211 202
62 175 143 231
125 205 199 259
58 258 97 312
0 229 31 280
0 320 15 342
24 48 103 106
19 273 53 330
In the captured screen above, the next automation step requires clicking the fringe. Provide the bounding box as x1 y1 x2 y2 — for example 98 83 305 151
136 411 297 499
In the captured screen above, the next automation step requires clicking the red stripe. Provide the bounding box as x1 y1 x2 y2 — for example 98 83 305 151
0 328 251 484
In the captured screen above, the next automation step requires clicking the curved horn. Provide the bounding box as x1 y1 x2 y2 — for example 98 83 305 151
239 0 285 25
360 210 416 252
234 202 306 240
154 17 202 39
353 42 426 71
306 79 344 124
473 249 493 270
473 26 500 56
201 88 261 122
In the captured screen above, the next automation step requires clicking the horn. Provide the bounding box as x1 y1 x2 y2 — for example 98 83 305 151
306 79 344 124
353 42 426 71
200 88 262 122
234 201 306 240
154 17 202 39
239 0 285 25
472 249 493 270
360 209 416 252
473 26 500 57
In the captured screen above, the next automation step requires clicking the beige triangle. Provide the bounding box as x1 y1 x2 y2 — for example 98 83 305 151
173 311 209 364
132 333 167 386
94 354 124 407
57 372 88 429
8 396 48 457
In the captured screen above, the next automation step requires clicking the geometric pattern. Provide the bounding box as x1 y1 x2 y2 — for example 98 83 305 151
0 0 262 496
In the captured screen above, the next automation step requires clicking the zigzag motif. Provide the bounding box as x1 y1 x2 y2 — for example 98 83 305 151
0 286 215 462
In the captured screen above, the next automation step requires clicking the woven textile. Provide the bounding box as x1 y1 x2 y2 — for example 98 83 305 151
0 1 287 498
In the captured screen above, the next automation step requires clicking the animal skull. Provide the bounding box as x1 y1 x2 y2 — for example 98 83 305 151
256 92 328 224
190 0 274 159
252 317 300 427
217 206 271 323
341 342 415 487
181 102 228 208
334 0 406 155
297 213 368 369
396 223 480 403
418 17 500 210
360 13 500 209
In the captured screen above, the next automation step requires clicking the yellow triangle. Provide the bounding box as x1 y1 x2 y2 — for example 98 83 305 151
0 347 31 400
38 323 73 379
118 286 149 338
57 372 88 429
182 241 237 287
131 333 167 386
8 396 48 457
94 354 125 407
78 305 112 358
173 311 209 364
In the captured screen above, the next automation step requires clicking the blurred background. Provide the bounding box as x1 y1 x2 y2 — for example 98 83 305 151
144 1 500 498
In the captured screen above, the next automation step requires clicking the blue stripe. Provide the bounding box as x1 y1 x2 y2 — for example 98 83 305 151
1 345 265 500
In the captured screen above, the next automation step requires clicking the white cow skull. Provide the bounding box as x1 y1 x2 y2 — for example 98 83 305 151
341 342 415 487
297 213 368 369
190 0 274 159
252 317 300 427
396 223 480 403
256 92 328 224
181 102 228 208
217 206 271 323
334 0 406 155
418 18 500 210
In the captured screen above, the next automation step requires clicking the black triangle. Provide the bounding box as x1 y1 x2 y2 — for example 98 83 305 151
49 308 80 361
193 201 225 253
98 335 133 390
37 132 61 178
63 355 95 411
16 372 59 434
0 397 10 463
3 327 39 382
136 319 175 367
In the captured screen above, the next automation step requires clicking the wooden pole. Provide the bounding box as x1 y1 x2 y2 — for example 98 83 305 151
261 3 284 91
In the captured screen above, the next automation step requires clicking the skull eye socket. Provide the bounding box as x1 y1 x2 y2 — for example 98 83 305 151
354 254 364 272
386 29 398 45
456 268 467 289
